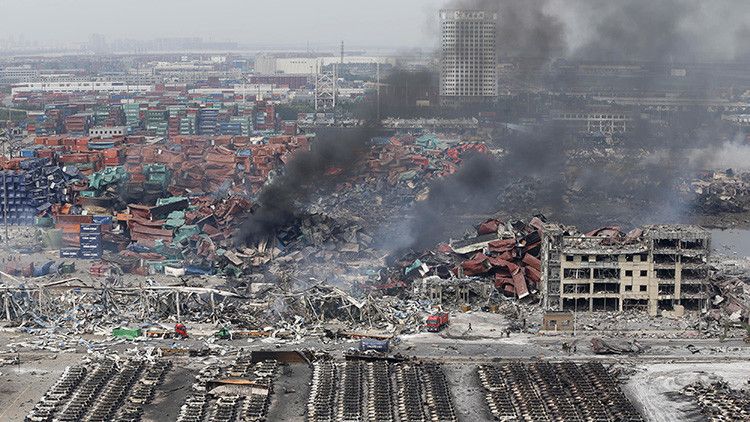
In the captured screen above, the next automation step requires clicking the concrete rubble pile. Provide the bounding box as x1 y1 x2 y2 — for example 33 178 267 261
706 272 750 324
261 284 431 335
249 212 381 285
688 169 750 214
590 337 645 354
382 215 552 301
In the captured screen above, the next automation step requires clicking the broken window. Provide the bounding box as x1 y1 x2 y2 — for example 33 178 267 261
682 284 705 295
658 300 674 311
623 299 648 310
681 239 704 249
639 254 648 262
562 298 590 311
654 254 677 264
656 269 675 280
682 299 704 310
593 283 619 293
593 268 620 279
681 255 704 265
563 283 590 294
625 285 633 292
654 239 679 249
625 254 634 262
566 255 574 262
640 270 648 277
625 270 633 277
682 269 708 280
639 285 648 292
563 268 590 279
658 284 675 295
592 297 619 311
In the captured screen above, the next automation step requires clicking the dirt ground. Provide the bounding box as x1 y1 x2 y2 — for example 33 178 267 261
444 363 494 422
265 363 311 422
0 352 81 421
142 363 197 422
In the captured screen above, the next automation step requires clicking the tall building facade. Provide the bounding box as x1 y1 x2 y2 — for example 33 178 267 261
540 225 711 317
439 9 498 104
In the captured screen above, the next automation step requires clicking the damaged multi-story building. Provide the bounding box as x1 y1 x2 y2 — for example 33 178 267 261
541 225 711 316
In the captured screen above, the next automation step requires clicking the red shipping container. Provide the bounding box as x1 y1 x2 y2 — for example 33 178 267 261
104 157 122 166
103 148 122 159
36 150 55 159
59 154 90 164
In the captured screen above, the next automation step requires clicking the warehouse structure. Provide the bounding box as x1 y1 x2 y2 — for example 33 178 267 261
541 225 711 316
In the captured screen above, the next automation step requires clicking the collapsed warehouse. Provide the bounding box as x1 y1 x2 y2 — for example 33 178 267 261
391 216 713 318
0 216 717 335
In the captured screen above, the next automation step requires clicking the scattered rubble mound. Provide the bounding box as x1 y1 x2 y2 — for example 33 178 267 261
383 215 549 300
688 170 750 215
590 337 644 355
707 272 750 326
679 381 750 422
478 362 644 421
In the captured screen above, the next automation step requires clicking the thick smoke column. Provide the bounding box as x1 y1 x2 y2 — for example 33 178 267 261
445 0 750 62
409 126 567 249
448 0 566 59
567 0 750 62
406 119 748 249
238 126 375 244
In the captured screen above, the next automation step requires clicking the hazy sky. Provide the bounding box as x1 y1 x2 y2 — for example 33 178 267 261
0 0 442 49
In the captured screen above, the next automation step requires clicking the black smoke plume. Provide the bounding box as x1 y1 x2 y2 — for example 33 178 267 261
407 125 566 249
445 0 750 62
405 116 746 250
238 126 375 245
447 0 566 60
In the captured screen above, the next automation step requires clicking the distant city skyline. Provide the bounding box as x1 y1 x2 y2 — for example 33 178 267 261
0 0 441 51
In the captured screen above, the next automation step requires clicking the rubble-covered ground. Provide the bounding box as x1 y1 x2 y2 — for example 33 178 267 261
1 322 749 421
623 362 750 422
3 133 750 421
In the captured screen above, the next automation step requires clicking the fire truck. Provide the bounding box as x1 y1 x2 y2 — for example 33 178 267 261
426 312 450 332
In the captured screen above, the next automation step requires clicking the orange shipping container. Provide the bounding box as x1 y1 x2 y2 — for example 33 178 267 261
60 223 81 234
